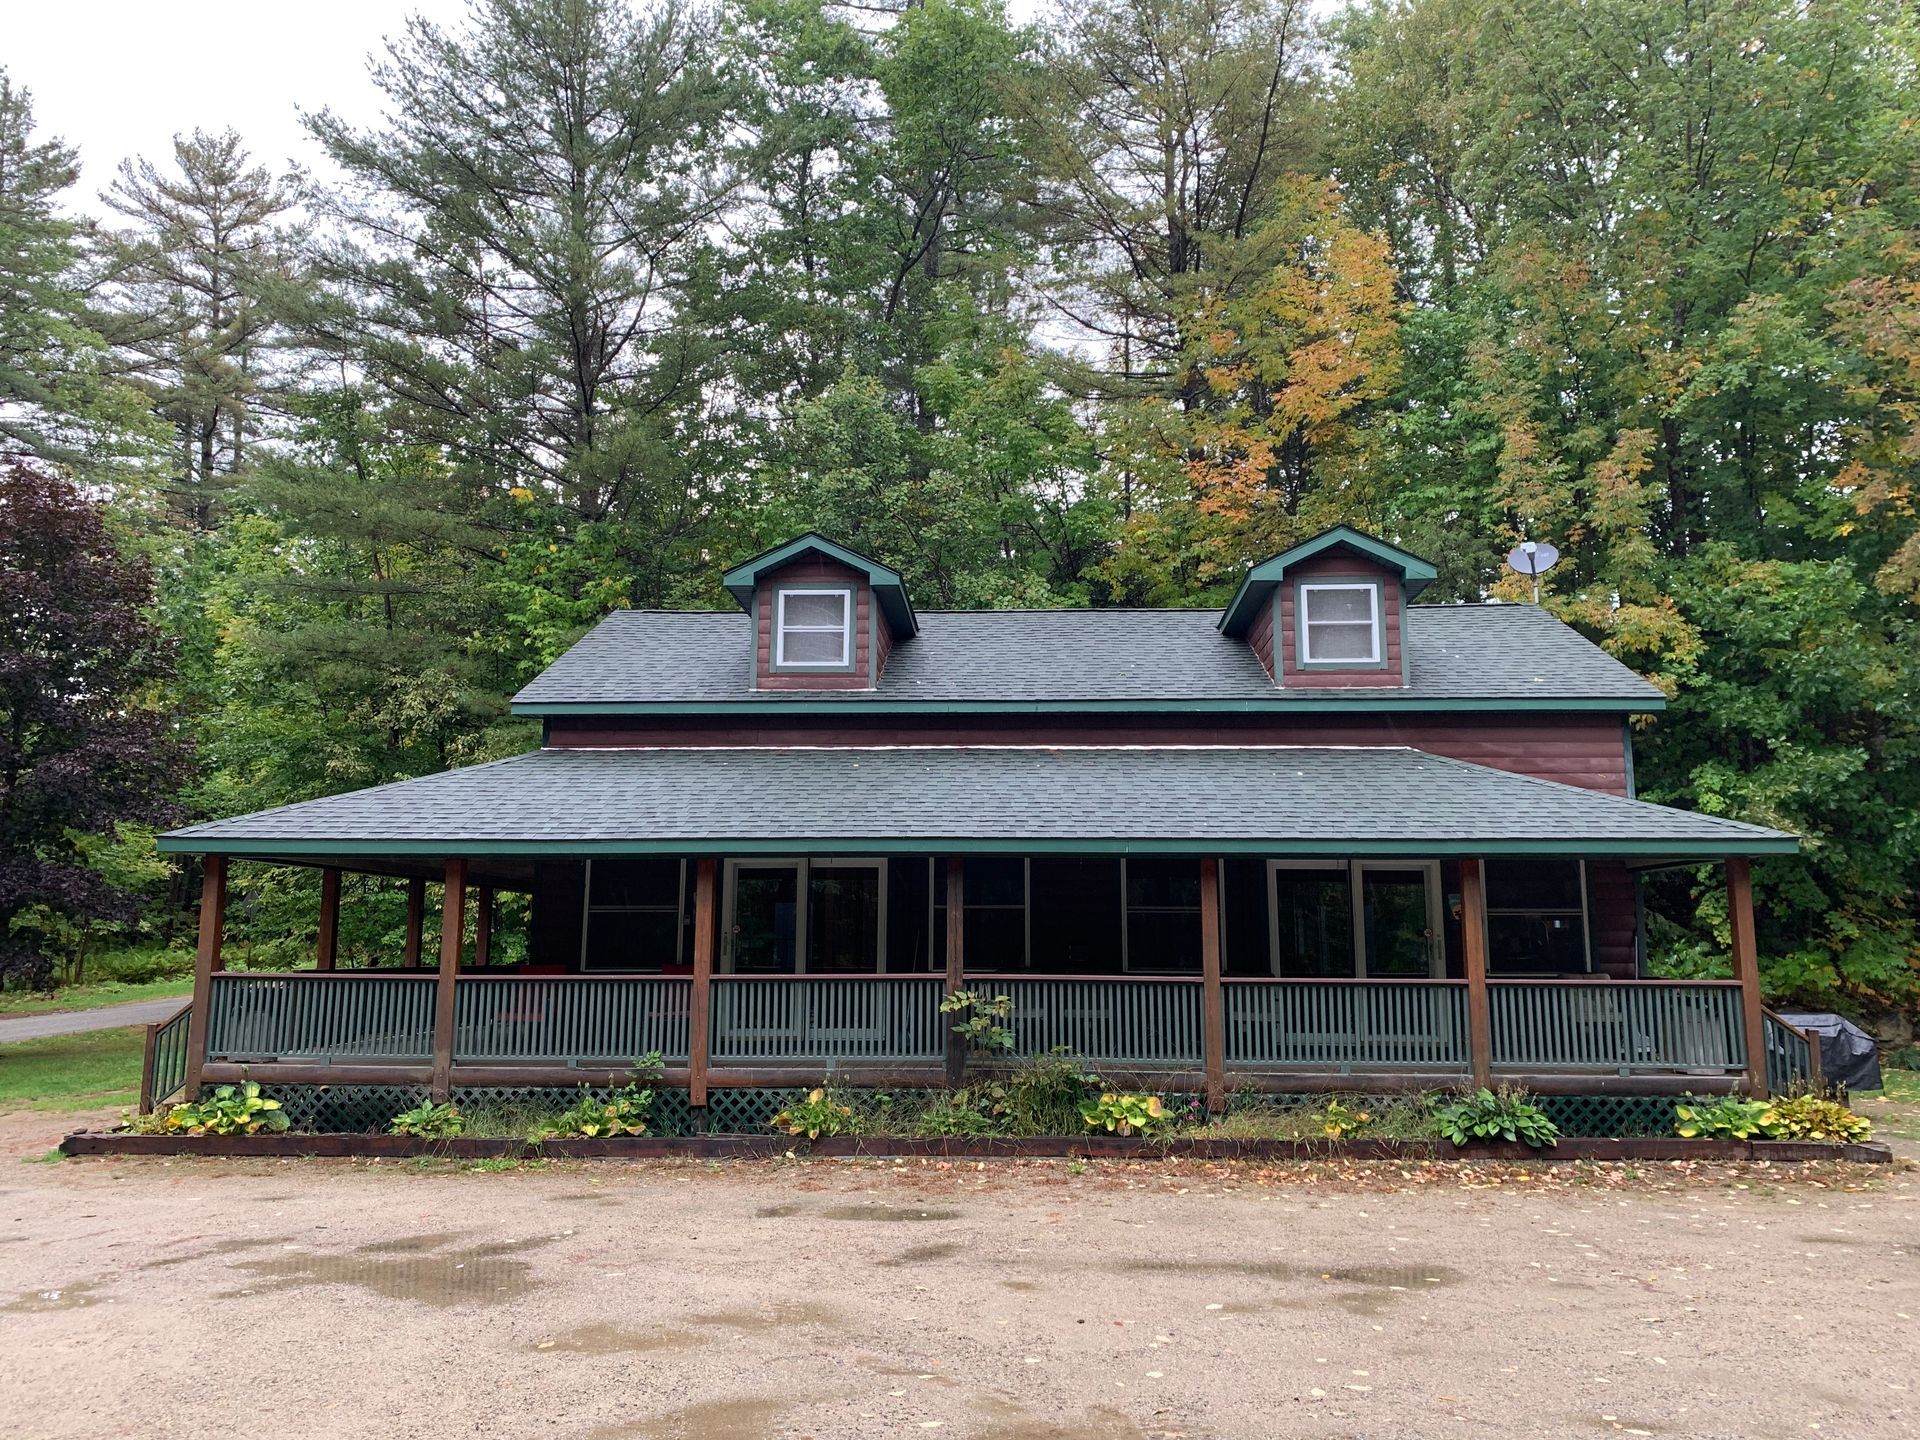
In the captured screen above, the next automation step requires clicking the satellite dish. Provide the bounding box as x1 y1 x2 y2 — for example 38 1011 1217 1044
1504 540 1559 602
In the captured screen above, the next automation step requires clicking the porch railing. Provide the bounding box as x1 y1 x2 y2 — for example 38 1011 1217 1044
205 973 437 1063
969 975 1202 1067
454 975 692 1063
140 1003 193 1112
1763 1009 1819 1093
1225 979 1470 1070
1489 980 1745 1074
709 975 946 1063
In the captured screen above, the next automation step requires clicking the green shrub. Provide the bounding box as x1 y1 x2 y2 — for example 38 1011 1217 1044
770 1087 858 1140
1079 1091 1170 1139
1434 1086 1559 1149
940 989 1015 1054
1673 1095 1772 1140
995 1050 1101 1136
545 1081 657 1138
915 1091 1006 1138
1761 1093 1872 1143
160 1082 290 1136
389 1101 466 1139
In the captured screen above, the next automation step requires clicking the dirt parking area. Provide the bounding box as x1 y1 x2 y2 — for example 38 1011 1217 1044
0 1111 1915 1440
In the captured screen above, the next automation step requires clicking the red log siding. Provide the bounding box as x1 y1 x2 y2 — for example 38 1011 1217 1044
1276 552 1404 688
1246 595 1275 678
874 596 895 679
1585 861 1639 979
753 556 872 690
548 713 1632 795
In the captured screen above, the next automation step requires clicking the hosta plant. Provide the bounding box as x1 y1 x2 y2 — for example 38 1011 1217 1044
1079 1091 1169 1139
160 1082 290 1136
770 1087 858 1140
1673 1095 1772 1140
389 1101 466 1139
1434 1087 1559 1149
1761 1094 1872 1144
1318 1098 1372 1139
546 1082 655 1138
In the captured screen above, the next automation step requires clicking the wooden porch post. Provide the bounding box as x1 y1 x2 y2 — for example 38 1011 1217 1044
403 877 425 970
316 866 340 971
689 859 716 1108
431 859 467 1102
182 855 227 1102
1199 856 1226 1113
1727 857 1768 1097
1460 857 1493 1089
944 858 966 1089
474 886 494 968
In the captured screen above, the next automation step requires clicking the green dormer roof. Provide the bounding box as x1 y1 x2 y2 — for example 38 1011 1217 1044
1218 526 1440 638
720 533 919 636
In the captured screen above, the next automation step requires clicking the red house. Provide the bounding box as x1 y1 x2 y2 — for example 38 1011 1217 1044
151 528 1810 1118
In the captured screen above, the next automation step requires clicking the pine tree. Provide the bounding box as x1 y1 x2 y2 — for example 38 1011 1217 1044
101 129 304 531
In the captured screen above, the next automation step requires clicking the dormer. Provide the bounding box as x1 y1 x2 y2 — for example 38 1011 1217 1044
1217 526 1437 689
722 534 918 691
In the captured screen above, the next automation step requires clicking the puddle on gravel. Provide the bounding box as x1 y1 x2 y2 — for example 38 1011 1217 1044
1002 1278 1041 1292
356 1231 467 1254
3 1278 111 1312
144 1235 296 1268
1796 1234 1858 1246
534 1323 697 1356
552 1191 621 1204
879 1242 960 1266
756 1202 959 1222
975 1398 1147 1439
693 1300 839 1334
216 1234 556 1307
589 1396 788 1439
1124 1258 1461 1316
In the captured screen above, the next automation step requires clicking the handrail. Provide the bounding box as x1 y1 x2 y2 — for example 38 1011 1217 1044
140 1002 194 1113
1762 1006 1822 1091
1226 976 1467 987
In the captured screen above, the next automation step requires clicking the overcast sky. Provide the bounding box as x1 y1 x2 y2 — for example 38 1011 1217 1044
6 1 1068 217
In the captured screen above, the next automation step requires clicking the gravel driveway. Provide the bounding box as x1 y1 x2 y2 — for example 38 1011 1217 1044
0 1115 1914 1440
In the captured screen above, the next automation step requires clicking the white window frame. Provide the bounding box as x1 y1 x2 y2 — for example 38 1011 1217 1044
1298 582 1381 665
774 587 853 668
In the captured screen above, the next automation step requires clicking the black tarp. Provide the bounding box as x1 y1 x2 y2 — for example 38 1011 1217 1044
1778 1012 1883 1091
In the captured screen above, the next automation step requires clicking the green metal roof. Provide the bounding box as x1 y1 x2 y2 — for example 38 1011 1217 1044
159 745 1794 860
1219 525 1441 638
720 533 918 635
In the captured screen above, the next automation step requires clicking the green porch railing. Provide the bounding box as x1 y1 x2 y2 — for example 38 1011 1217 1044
140 1003 193 1112
454 975 692 1063
970 975 1203 1067
1488 980 1745 1074
206 973 437 1063
1763 1010 1818 1093
1224 979 1469 1070
709 975 945 1063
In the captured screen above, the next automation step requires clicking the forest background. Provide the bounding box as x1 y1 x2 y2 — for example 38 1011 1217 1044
4 0 1918 1036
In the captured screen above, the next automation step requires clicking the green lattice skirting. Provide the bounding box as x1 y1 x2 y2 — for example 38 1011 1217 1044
253 1085 1689 1139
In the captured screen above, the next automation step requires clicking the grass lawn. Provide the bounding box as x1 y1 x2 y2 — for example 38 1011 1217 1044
1856 1067 1920 1142
0 1027 147 1113
0 976 193 1018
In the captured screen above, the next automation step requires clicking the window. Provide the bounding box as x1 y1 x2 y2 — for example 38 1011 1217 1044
581 859 685 971
1298 582 1381 665
774 587 852 667
1124 859 1203 973
1484 858 1589 975
933 857 1029 970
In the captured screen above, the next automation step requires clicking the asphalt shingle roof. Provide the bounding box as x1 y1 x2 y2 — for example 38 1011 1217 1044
510 604 1665 710
160 746 1792 858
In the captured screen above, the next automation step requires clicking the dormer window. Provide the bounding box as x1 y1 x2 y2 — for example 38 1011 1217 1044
774 587 852 668
1298 582 1381 666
